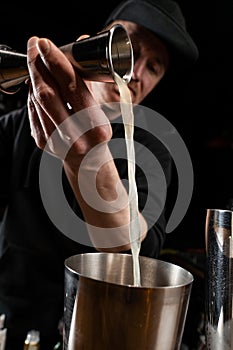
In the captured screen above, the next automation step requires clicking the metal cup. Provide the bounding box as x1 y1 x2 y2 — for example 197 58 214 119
64 252 193 350
60 23 133 83
0 23 133 94
205 208 233 349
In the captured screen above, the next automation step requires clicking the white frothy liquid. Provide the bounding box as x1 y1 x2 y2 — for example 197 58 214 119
114 73 141 287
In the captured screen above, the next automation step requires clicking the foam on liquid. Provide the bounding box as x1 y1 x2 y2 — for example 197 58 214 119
114 73 141 287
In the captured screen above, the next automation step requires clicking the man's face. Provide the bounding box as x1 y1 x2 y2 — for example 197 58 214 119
85 20 169 109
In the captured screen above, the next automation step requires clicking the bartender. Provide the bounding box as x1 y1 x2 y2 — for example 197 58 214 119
0 0 198 349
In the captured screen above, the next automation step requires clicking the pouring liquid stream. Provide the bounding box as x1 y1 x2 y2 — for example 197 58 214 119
114 72 141 287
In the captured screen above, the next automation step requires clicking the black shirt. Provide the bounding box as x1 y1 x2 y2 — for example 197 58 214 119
0 105 172 349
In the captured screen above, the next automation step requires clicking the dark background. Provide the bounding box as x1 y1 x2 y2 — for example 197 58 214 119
0 0 232 249
0 1 232 347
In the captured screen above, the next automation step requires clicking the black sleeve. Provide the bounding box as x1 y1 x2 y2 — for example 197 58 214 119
135 126 172 258
0 105 28 216
0 112 13 210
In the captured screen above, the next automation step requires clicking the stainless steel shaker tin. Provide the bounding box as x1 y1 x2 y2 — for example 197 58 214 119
205 208 233 349
64 252 193 350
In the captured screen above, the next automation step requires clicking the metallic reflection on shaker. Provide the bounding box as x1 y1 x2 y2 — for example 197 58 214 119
0 23 133 94
205 208 233 349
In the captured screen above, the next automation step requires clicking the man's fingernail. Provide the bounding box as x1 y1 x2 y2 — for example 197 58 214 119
27 36 39 51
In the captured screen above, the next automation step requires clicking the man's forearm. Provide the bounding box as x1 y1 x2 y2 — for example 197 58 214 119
63 144 147 251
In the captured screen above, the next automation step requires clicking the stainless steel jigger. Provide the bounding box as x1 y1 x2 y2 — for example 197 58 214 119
0 23 133 94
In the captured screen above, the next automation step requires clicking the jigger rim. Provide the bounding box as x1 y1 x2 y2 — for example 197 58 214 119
107 23 134 84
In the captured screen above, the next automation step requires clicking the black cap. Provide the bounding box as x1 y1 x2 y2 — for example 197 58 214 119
105 0 199 68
